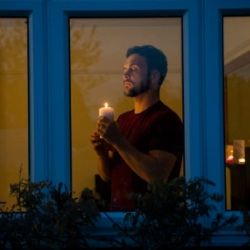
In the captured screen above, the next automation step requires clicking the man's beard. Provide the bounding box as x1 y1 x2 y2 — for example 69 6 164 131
124 79 150 97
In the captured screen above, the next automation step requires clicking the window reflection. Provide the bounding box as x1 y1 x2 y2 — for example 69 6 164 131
224 17 250 210
70 18 183 205
0 18 29 209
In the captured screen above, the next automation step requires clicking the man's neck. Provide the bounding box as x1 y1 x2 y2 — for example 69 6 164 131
133 93 159 114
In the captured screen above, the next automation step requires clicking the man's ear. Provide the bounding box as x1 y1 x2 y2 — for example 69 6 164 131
150 70 161 88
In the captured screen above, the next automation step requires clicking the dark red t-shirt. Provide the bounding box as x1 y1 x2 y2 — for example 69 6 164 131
110 101 184 210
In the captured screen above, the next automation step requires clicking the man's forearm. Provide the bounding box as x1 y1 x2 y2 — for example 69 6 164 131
112 136 176 183
97 155 112 182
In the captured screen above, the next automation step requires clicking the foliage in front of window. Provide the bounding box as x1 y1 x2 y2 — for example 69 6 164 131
0 176 241 250
119 177 239 250
237 207 250 247
0 178 101 250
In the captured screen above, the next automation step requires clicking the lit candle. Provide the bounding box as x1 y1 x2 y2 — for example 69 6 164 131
99 102 114 120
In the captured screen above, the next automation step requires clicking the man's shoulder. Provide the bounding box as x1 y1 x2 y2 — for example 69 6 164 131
155 101 181 118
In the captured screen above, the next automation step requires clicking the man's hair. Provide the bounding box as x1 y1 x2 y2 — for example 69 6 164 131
126 45 168 85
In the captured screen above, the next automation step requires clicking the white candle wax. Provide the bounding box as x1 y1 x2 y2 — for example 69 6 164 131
99 103 114 120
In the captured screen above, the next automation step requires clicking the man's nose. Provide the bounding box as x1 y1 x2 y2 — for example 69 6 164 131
123 74 129 81
123 69 130 79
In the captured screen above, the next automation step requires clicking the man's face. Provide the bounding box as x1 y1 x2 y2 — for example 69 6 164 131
122 53 150 97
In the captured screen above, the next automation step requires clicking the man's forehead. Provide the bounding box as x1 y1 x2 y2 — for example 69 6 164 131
124 53 147 66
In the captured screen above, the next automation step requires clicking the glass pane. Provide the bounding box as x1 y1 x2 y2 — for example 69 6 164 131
70 18 183 207
224 17 250 210
0 18 29 209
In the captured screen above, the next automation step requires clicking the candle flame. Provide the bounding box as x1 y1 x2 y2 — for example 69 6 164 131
104 102 108 108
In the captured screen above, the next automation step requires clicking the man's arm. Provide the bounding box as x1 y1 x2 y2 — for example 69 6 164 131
112 135 176 183
98 118 177 183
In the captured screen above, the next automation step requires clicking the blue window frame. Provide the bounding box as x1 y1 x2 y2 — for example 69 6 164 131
0 1 47 182
204 0 250 212
47 0 203 187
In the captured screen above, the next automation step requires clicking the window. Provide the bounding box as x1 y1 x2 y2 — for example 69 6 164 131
1 0 250 245
0 18 29 207
69 17 183 201
224 16 250 210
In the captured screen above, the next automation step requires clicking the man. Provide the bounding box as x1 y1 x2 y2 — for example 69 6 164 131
90 45 184 210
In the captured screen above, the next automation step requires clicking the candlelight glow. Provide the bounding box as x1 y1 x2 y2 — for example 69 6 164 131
104 103 108 108
238 157 245 164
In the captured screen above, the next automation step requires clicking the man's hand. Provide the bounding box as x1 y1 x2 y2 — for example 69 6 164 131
97 117 122 146
90 131 110 158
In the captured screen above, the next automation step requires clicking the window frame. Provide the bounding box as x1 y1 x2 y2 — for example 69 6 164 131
204 0 250 207
1 0 250 245
46 0 205 239
47 0 203 190
0 1 48 182
203 0 250 245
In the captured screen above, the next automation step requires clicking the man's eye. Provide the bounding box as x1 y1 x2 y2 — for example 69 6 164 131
131 67 138 71
123 66 138 73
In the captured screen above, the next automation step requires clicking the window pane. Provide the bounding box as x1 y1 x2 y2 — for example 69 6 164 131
0 18 29 209
70 18 183 204
224 17 250 210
